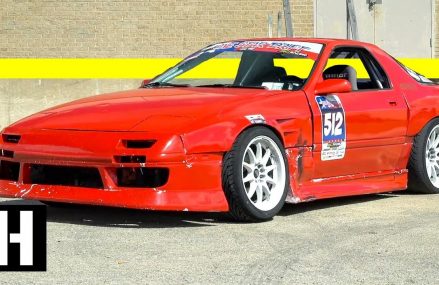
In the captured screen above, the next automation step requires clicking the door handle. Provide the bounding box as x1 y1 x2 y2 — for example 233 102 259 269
388 100 397 106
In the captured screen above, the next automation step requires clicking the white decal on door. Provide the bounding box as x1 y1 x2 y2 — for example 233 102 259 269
315 95 347 161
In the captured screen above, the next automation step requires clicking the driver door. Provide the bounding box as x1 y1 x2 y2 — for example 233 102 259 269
310 47 408 179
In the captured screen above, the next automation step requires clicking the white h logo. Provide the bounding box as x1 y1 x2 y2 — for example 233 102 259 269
0 211 33 266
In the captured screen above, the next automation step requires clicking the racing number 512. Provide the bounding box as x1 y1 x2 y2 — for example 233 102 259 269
323 112 343 137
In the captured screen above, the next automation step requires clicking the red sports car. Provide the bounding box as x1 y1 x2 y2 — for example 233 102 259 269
1 38 438 221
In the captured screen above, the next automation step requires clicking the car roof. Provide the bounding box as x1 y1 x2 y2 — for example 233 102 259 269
234 37 376 48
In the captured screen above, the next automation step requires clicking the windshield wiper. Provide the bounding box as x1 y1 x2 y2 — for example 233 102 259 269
195 84 266 89
143 82 190 88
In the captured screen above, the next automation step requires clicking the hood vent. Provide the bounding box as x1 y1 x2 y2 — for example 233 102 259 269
123 140 156 149
2 134 21 144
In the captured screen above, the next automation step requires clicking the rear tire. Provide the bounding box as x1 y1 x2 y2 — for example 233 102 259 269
408 118 439 194
222 127 289 222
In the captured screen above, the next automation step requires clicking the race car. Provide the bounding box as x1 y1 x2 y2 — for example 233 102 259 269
0 38 438 221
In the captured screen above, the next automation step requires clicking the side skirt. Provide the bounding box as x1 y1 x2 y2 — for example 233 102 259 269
286 169 408 203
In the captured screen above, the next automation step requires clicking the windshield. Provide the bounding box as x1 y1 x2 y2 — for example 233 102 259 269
148 40 323 91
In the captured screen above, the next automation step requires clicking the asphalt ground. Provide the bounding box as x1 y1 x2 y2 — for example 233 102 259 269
0 192 439 284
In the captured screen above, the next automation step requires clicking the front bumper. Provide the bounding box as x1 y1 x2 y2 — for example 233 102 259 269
0 129 229 212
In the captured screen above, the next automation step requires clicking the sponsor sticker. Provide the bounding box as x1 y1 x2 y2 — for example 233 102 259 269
245 114 266 124
315 95 347 161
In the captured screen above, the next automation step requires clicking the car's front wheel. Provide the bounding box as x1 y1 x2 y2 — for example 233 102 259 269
409 118 439 193
222 127 288 222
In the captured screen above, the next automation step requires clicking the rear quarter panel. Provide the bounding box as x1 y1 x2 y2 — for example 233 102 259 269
362 44 439 137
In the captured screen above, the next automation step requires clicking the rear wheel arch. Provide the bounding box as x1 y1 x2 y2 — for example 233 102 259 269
407 110 439 137
408 117 439 193
411 116 439 136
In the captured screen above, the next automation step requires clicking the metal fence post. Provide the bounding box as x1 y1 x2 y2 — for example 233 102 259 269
347 0 359 40
282 0 293 37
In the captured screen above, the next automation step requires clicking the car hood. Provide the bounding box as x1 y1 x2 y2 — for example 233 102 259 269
6 87 268 133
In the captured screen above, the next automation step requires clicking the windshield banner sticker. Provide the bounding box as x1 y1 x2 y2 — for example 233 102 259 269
315 95 347 161
205 41 323 60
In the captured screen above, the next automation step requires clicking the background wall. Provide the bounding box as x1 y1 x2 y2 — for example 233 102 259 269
436 0 439 57
0 0 437 130
0 0 313 58
0 0 314 129
0 79 141 129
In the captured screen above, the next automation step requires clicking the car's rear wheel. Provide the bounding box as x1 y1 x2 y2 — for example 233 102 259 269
409 118 439 193
222 127 288 222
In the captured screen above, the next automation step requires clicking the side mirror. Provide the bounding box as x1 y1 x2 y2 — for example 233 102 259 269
140 79 151 87
315 79 352 95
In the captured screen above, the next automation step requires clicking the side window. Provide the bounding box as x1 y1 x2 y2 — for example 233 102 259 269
323 47 390 91
359 49 391 89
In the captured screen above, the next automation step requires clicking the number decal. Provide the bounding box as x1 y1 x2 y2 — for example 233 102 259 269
323 111 344 137
315 95 347 161
334 112 343 136
323 113 332 137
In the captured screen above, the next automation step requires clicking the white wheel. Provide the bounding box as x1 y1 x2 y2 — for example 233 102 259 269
409 118 439 194
241 136 286 212
425 125 439 187
222 127 289 222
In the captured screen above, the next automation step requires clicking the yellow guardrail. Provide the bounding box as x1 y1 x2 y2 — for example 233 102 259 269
0 58 438 79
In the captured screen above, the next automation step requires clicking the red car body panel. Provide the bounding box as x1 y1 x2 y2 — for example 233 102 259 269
0 38 438 211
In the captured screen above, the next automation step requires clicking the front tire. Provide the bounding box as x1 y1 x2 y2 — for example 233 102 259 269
222 127 288 222
409 118 439 194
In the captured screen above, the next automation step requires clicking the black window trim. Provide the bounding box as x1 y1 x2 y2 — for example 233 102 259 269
323 45 394 93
